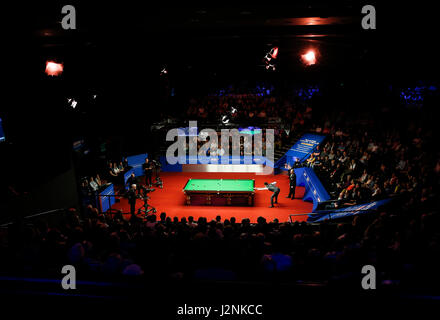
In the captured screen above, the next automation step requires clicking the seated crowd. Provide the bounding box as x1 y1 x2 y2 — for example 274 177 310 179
180 129 288 157
80 174 104 196
163 84 313 133
0 195 438 288
79 158 132 208
301 122 436 209
106 158 131 184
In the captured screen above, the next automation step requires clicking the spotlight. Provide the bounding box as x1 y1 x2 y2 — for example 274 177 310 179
269 47 279 59
264 47 279 61
45 61 63 76
67 98 77 109
301 50 317 66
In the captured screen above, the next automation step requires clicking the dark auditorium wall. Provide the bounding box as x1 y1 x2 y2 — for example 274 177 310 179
0 164 79 222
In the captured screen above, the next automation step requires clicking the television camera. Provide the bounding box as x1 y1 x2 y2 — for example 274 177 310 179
151 160 163 189
137 187 156 217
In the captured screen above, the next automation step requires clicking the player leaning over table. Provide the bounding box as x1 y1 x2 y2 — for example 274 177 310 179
255 181 280 208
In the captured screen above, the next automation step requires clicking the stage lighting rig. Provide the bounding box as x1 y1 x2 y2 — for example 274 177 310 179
263 47 279 71
265 63 276 71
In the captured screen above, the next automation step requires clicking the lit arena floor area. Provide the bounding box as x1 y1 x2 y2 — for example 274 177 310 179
111 172 312 223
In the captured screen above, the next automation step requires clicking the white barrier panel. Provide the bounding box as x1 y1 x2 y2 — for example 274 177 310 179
182 164 272 174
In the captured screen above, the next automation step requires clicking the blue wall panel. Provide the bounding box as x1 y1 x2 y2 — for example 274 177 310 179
127 153 148 177
99 184 115 213
295 167 330 211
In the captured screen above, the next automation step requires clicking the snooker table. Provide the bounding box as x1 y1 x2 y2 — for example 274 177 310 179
183 179 255 206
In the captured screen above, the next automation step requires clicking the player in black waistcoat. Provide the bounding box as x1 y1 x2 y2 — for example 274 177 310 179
255 181 280 208
287 168 296 199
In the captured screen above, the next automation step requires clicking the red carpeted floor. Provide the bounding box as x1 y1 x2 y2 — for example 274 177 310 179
111 172 312 223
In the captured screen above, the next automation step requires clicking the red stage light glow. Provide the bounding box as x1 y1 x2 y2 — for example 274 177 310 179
301 50 316 66
45 61 63 76
271 47 279 59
